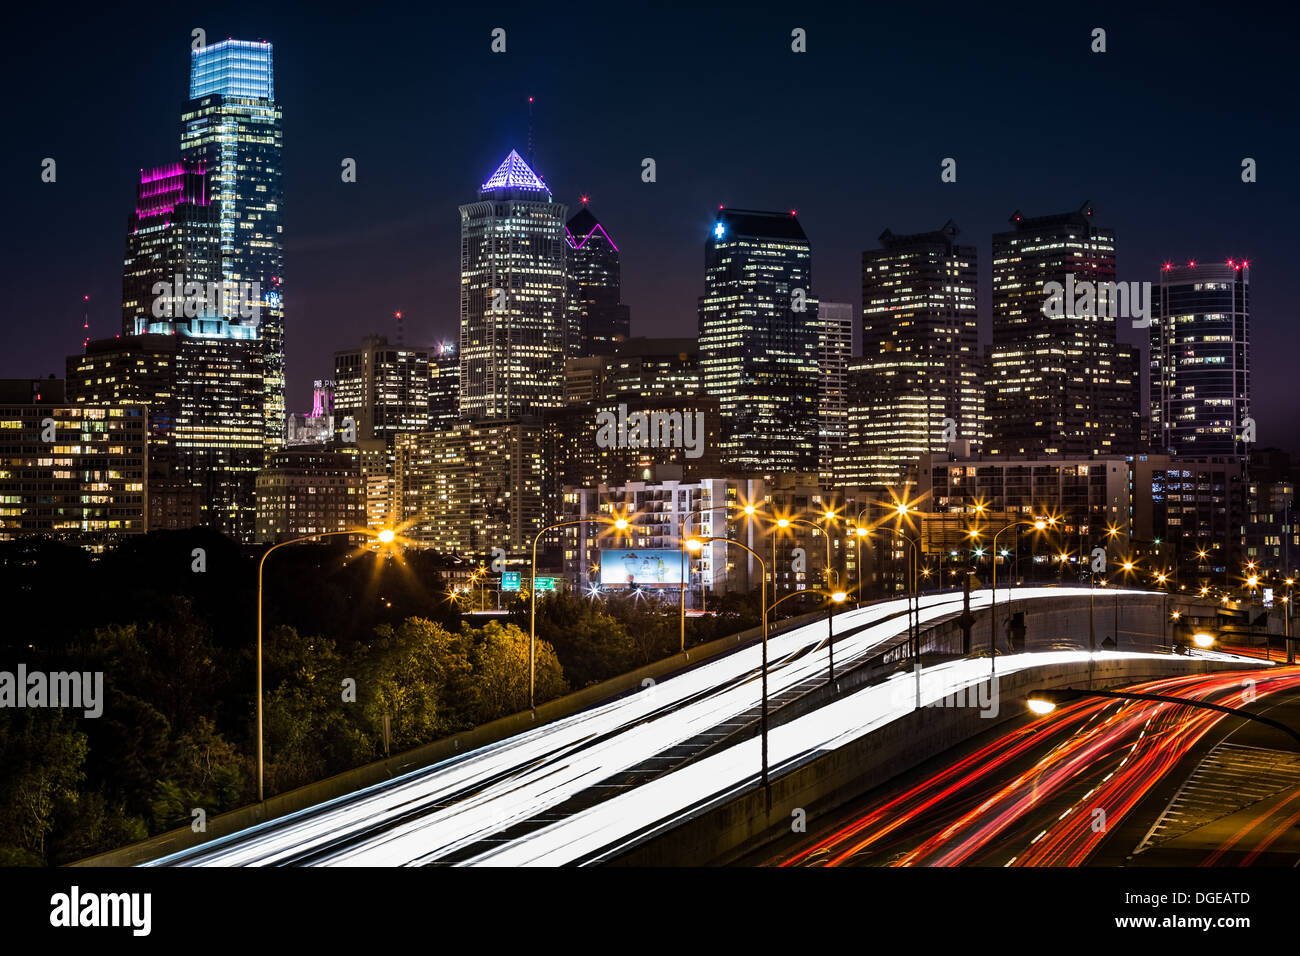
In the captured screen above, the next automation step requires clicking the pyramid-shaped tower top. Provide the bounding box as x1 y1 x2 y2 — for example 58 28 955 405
481 150 550 194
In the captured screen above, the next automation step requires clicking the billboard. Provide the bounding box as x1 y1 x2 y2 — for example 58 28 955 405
599 549 685 588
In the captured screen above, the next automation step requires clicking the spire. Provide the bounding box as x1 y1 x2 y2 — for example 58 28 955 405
480 149 549 194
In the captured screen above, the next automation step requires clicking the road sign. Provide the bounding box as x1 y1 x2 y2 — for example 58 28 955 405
501 572 521 591
534 576 556 591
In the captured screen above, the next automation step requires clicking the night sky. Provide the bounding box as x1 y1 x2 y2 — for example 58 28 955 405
5 2 1296 449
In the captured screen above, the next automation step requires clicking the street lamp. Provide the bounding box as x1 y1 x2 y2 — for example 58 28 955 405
688 535 774 804
679 499 752 654
1026 687 1300 748
767 587 847 682
257 525 399 801
530 514 630 710
982 516 1054 678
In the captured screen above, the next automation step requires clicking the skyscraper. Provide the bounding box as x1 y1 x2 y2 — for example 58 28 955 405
121 160 220 335
1150 259 1251 460
565 201 631 355
698 208 820 473
458 150 568 420
816 302 853 480
181 39 284 449
333 335 431 447
428 342 460 432
840 222 981 486
986 203 1140 456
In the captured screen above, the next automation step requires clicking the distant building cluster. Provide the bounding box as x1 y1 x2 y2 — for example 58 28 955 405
6 38 1291 603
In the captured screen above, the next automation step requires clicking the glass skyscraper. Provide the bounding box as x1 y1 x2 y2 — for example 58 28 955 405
1150 259 1251 459
565 202 631 356
841 222 981 486
698 208 820 473
986 203 1140 456
180 39 284 450
458 150 568 420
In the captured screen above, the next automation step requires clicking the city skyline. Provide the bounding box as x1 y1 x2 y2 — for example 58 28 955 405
4 6 1296 450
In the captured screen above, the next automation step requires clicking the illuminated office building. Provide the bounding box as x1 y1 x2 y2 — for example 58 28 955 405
428 342 460 432
986 203 1140 457
563 337 700 403
1150 259 1251 460
68 318 264 540
840 223 981 487
816 301 852 481
121 160 220 335
334 335 430 447
459 150 568 420
698 208 820 472
181 39 285 448
565 201 630 356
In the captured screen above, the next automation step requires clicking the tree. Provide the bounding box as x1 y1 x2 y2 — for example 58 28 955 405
467 621 567 721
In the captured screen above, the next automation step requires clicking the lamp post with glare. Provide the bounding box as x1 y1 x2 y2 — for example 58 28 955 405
257 526 398 802
766 587 848 682
981 517 1054 677
679 501 747 654
688 535 774 803
531 515 629 710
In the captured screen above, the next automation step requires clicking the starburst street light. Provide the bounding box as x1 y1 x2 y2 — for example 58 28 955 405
530 510 631 709
256 524 403 801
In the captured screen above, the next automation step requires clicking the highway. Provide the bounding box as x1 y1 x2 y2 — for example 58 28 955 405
145 586 1229 867
768 667 1300 867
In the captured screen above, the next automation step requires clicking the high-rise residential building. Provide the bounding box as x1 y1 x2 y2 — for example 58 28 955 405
1150 259 1251 460
121 160 220 335
458 150 567 420
840 223 981 487
986 203 1140 457
255 448 363 543
428 342 460 432
0 380 148 547
564 201 631 356
395 420 546 557
815 302 852 481
698 208 820 473
333 335 430 447
181 39 285 449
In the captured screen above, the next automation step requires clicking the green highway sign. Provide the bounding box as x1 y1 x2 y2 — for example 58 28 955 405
501 572 521 591
534 576 557 591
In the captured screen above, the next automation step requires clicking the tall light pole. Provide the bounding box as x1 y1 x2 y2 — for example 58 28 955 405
257 525 398 802
978 516 1053 678
531 514 629 710
687 534 772 804
767 587 847 682
679 501 756 654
